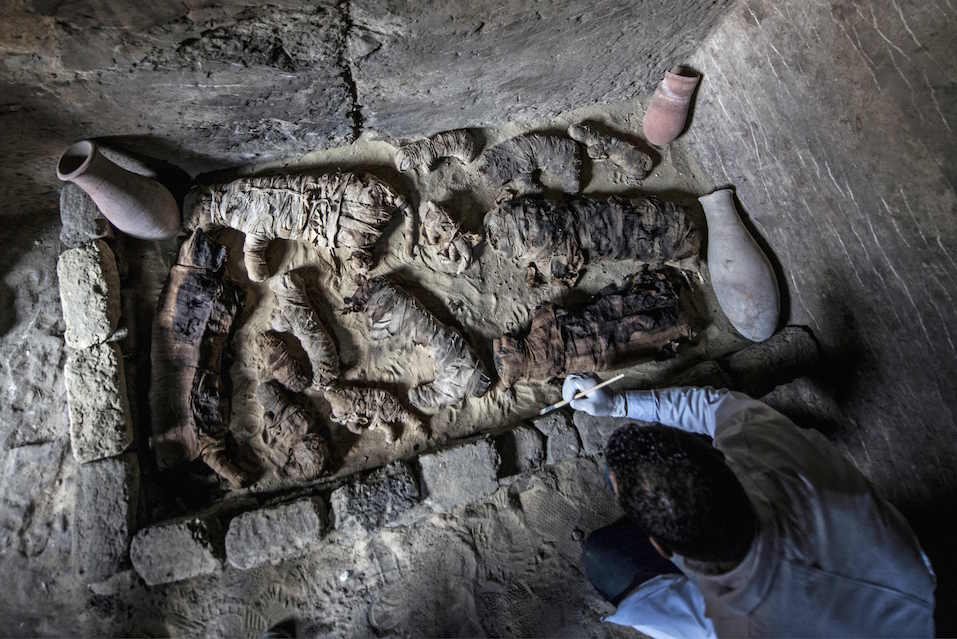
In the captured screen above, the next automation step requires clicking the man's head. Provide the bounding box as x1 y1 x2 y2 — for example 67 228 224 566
605 424 756 564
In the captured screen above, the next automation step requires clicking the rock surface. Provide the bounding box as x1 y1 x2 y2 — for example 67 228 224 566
533 413 582 465
348 0 732 137
418 439 500 511
59 184 112 249
225 498 327 570
130 517 223 586
0 441 67 557
57 239 121 349
1 2 354 217
72 454 139 583
64 342 133 463
495 425 545 476
330 462 420 531
573 413 634 457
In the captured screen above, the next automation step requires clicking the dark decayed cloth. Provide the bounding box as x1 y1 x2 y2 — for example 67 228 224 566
150 229 245 486
493 267 694 384
484 194 700 284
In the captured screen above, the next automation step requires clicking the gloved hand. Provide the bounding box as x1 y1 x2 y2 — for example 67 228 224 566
562 374 626 417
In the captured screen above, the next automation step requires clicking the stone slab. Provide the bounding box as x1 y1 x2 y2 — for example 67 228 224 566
130 517 223 585
226 498 327 571
348 0 732 138
57 239 121 349
417 439 500 511
59 184 112 249
572 413 636 458
64 342 133 463
495 426 545 477
532 413 581 465
330 461 420 532
72 454 139 583
0 441 66 557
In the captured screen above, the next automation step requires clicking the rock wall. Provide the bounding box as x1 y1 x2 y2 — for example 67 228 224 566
0 0 732 216
681 0 957 627
347 0 733 138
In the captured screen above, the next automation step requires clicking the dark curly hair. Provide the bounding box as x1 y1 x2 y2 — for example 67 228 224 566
605 424 756 563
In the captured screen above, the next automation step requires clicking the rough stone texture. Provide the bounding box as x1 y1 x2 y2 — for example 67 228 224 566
348 0 732 138
72 454 140 583
330 462 420 531
760 377 848 437
722 326 819 397
57 239 121 349
58 184 112 249
225 498 327 571
495 425 545 477
1 2 353 217
670 326 820 397
130 517 223 586
64 342 133 463
573 413 636 458
684 1 957 628
417 439 500 511
0 441 67 558
0 217 68 449
532 413 582 465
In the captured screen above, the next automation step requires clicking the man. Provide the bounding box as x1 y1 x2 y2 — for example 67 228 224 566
563 374 936 638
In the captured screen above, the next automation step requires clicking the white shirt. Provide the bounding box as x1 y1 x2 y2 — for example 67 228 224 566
605 387 936 638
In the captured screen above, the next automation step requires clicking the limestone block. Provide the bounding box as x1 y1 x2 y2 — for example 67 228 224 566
330 462 420 531
57 239 121 348
59 183 112 248
573 413 634 457
64 342 133 463
0 441 66 556
72 454 140 583
225 498 327 570
417 439 499 511
532 413 581 465
130 517 223 585
495 426 545 477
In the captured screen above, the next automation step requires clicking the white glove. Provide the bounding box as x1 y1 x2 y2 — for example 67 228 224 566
562 374 626 417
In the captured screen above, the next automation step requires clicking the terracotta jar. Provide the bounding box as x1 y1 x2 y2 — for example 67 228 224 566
643 68 700 146
699 188 780 342
57 140 180 240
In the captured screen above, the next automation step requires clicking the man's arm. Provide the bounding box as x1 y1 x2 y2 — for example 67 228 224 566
562 374 768 438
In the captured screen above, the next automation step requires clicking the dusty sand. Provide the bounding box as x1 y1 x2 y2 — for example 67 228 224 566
161 97 747 506
0 95 745 636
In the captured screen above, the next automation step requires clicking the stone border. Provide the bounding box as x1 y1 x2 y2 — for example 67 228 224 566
125 326 819 584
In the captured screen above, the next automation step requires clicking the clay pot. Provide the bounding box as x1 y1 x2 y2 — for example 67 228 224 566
643 68 700 146
57 140 180 239
699 188 780 342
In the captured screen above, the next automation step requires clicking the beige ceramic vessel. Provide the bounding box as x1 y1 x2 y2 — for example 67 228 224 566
57 140 180 240
699 188 780 342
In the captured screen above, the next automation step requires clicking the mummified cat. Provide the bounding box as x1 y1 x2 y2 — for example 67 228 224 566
325 385 425 442
192 172 413 281
150 229 246 488
347 278 491 410
394 129 478 175
484 194 700 285
256 380 329 481
269 269 340 389
493 267 695 385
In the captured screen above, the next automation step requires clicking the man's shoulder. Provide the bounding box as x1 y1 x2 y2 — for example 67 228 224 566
748 558 935 637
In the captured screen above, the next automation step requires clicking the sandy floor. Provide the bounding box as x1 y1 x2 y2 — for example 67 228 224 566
157 97 747 507
0 95 745 636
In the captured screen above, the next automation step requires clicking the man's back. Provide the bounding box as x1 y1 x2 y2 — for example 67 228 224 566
590 386 937 637
691 397 936 636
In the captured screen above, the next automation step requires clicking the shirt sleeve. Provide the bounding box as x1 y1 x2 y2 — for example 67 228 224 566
621 386 768 438
604 573 717 639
